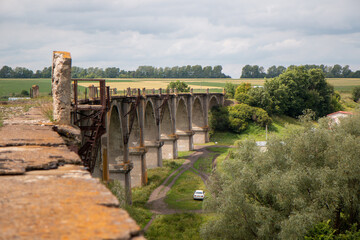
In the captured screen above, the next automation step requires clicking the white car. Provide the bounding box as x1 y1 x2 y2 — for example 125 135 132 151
193 190 205 200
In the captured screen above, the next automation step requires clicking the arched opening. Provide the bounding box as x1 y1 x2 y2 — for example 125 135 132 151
108 106 123 164
160 102 172 137
192 97 205 128
176 98 189 131
128 110 140 147
144 101 156 141
209 96 219 111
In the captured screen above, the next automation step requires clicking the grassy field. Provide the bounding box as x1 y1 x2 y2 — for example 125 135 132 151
1 77 359 99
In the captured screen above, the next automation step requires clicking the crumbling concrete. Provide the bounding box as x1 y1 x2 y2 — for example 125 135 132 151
52 51 72 124
0 106 144 239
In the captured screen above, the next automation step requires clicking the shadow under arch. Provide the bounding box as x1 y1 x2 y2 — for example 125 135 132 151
108 105 124 165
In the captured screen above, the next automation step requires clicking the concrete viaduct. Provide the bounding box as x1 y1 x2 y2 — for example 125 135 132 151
97 89 224 190
51 51 224 203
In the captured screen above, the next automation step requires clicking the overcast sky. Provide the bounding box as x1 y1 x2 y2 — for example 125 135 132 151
0 0 359 78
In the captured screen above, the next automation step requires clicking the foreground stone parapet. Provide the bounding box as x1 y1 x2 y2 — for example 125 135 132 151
0 125 65 147
0 165 143 240
0 146 82 175
0 106 144 239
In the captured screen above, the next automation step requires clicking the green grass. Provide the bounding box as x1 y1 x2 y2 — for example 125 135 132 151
207 147 232 172
165 170 206 210
193 153 217 174
146 213 210 240
177 150 195 158
210 115 301 145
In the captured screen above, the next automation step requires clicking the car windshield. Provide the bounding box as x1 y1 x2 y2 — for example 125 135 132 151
195 191 203 194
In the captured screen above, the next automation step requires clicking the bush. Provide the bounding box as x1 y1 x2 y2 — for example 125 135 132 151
224 82 237 99
228 103 272 133
20 90 29 96
167 80 190 93
208 106 229 132
352 86 360 102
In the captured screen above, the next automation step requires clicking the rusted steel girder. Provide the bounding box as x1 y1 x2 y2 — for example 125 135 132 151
72 79 109 172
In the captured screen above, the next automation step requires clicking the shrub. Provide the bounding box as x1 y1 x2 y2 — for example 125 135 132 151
352 86 360 102
224 82 237 99
228 103 272 133
20 90 29 96
167 80 190 93
208 106 229 132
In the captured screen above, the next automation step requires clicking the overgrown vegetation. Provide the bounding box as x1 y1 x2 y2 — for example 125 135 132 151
202 113 360 239
146 213 208 240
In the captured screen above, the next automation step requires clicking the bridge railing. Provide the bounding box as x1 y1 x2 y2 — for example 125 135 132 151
71 79 225 101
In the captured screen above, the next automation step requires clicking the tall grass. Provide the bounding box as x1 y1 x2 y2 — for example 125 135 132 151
146 213 208 240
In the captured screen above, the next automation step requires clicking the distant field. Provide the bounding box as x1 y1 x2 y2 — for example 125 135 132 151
1 77 359 98
0 79 52 98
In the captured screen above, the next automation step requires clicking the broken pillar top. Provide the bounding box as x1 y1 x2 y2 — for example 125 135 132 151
53 51 71 59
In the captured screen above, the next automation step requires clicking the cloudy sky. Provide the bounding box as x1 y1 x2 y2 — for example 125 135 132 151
0 0 359 78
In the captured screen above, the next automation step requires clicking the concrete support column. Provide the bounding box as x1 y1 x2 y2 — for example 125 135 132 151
52 51 72 125
144 97 163 168
170 95 178 158
187 95 194 150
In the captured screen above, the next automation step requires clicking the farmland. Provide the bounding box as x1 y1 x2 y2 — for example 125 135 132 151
1 78 360 100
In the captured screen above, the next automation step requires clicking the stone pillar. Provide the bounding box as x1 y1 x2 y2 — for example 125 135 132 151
32 85 39 98
52 51 72 125
170 95 178 158
88 85 97 100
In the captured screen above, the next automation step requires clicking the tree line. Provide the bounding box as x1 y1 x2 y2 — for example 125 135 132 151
0 65 230 79
241 64 360 78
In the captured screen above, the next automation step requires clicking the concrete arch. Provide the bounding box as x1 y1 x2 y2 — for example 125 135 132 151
176 98 189 132
108 105 124 164
160 101 173 137
144 100 156 141
128 109 140 148
192 97 205 128
209 95 220 110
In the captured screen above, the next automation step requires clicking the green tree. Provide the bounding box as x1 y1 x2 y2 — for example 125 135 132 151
167 80 190 92
224 82 237 99
0 66 14 78
208 106 229 132
234 83 253 104
265 66 340 117
201 113 360 239
104 67 120 78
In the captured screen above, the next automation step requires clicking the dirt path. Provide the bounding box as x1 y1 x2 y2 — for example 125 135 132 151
144 145 213 231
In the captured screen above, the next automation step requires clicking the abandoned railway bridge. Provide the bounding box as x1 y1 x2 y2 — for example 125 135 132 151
52 51 224 203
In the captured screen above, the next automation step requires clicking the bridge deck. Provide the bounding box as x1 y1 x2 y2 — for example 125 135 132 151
0 107 144 240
